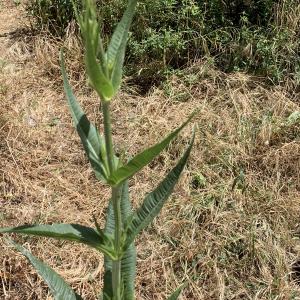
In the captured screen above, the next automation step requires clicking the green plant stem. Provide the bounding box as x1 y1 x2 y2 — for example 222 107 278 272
102 101 122 300
112 186 122 300
102 101 115 174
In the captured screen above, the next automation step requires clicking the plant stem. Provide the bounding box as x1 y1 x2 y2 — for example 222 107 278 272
112 186 122 300
102 101 122 300
102 101 115 174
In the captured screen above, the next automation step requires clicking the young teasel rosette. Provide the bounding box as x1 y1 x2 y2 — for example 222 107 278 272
0 0 196 299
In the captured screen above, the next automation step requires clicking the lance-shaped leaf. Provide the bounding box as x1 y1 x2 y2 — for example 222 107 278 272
84 34 114 101
107 0 138 92
108 112 196 186
78 0 114 100
103 181 136 300
61 51 109 182
124 132 195 248
9 240 82 300
0 223 115 259
167 283 188 300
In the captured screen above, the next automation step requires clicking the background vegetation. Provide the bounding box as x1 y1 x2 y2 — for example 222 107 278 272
26 0 300 85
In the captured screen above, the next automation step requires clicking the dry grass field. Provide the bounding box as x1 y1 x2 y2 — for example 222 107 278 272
1 1 300 299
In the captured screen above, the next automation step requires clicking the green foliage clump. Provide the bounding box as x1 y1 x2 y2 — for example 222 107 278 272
26 0 77 35
26 0 300 83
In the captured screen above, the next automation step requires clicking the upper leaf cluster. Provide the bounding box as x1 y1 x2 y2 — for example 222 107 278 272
75 0 137 101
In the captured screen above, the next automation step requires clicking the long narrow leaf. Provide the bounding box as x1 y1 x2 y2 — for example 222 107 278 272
79 0 114 100
61 51 109 182
9 240 82 300
1 224 115 258
84 36 114 100
108 113 196 186
103 181 136 300
124 132 195 247
107 0 138 91
107 0 137 64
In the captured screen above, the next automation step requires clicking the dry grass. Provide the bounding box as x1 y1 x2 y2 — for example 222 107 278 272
1 1 300 299
274 0 300 32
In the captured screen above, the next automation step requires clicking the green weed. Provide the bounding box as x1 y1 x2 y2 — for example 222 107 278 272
1 1 194 299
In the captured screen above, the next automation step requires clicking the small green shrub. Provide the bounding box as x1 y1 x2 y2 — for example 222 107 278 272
233 22 300 83
26 0 300 83
26 0 78 35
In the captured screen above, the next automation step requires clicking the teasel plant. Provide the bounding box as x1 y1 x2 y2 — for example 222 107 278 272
0 0 196 299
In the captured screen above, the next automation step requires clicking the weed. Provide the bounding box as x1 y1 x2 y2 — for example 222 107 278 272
1 1 194 299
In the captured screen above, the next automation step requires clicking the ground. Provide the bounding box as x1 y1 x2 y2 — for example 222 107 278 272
1 0 300 299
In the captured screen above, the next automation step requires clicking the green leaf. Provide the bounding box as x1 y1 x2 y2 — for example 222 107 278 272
78 0 114 100
108 112 196 186
107 0 138 92
124 132 195 248
84 36 114 101
9 240 82 300
0 223 115 258
103 181 136 300
166 283 188 300
61 51 109 182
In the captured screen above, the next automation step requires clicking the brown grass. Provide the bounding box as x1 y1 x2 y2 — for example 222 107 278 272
1 1 300 299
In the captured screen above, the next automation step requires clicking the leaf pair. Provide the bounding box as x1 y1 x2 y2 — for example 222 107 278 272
75 0 137 101
62 48 195 187
1 220 118 300
103 181 136 300
102 133 195 298
7 240 185 300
